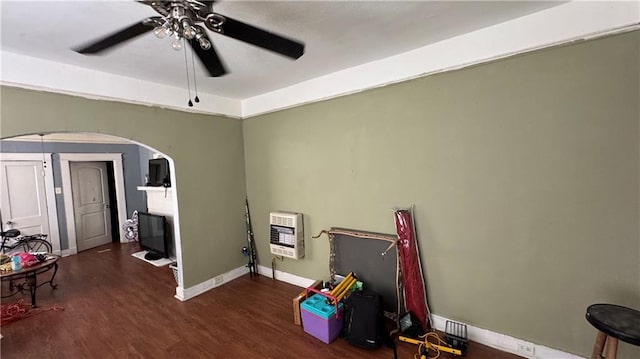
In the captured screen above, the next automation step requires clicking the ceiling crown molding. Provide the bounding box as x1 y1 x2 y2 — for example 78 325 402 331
2 133 131 144
1 1 638 120
241 1 640 118
0 51 242 118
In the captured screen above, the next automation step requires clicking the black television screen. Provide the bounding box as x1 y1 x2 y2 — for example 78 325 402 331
148 158 170 187
138 212 168 260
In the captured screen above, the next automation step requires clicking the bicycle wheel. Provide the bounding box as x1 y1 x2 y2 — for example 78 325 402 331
22 238 52 253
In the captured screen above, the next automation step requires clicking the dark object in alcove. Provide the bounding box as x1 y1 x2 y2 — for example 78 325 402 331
148 158 170 187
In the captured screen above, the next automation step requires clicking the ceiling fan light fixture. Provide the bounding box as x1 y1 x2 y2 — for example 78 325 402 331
171 35 183 51
74 0 305 79
183 26 196 40
153 26 167 39
198 37 211 50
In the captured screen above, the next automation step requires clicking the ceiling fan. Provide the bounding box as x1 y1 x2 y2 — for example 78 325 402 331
74 0 305 77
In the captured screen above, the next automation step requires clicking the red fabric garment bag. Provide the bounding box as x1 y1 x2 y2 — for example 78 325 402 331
394 208 430 331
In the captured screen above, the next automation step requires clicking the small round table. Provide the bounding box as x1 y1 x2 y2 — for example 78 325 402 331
586 303 640 359
0 256 59 307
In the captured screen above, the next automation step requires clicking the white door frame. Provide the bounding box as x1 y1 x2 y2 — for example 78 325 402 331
0 152 62 254
59 153 127 255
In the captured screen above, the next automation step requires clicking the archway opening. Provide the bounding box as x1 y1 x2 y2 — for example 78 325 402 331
0 131 184 294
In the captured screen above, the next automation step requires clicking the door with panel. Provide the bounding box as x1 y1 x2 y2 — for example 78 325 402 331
0 160 51 237
70 161 112 252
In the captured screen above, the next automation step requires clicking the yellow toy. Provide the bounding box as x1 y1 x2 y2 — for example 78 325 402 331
399 332 463 359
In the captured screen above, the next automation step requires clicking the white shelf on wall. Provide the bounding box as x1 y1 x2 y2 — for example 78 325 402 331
137 186 173 192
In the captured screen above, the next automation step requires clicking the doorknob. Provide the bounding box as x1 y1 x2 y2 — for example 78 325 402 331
105 204 110 209
5 221 14 225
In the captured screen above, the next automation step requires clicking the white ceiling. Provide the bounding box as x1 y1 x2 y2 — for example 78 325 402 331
1 1 564 100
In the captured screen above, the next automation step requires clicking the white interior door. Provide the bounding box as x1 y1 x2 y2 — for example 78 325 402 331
0 160 50 235
70 161 112 251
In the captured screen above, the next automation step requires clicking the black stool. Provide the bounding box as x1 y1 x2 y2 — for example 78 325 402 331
586 304 640 359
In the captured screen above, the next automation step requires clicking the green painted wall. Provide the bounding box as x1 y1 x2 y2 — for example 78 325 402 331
243 31 640 357
1 29 638 358
0 88 248 288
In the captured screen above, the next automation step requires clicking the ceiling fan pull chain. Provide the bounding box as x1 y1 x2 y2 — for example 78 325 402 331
183 38 193 107
190 43 200 103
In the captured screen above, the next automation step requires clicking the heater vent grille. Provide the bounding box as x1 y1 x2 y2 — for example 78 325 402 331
269 212 304 260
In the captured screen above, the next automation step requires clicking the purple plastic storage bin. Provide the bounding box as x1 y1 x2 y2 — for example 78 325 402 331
300 294 343 344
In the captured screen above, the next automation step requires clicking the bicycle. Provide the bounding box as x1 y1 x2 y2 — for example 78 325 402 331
0 229 52 255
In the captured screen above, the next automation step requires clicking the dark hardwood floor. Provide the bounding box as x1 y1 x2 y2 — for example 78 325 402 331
1 243 522 358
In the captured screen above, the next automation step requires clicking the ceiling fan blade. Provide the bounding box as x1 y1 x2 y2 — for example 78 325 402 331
219 16 304 59
75 19 157 54
188 35 227 77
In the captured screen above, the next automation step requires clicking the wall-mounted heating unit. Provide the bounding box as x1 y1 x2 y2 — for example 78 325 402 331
269 212 304 260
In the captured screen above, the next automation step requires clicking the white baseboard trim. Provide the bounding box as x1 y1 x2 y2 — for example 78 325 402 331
250 266 582 359
174 264 249 301
169 263 581 358
431 314 583 359
257 264 316 288
60 247 77 257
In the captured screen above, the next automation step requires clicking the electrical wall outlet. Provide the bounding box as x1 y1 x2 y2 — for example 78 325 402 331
517 343 535 357
215 275 223 285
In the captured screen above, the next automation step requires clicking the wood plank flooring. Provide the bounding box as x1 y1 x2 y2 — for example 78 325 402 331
1 243 522 358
